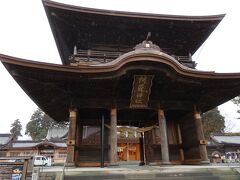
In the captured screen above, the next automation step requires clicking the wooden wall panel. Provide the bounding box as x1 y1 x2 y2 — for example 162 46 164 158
76 126 109 165
180 113 200 161
144 130 156 164
145 123 181 164
167 119 179 145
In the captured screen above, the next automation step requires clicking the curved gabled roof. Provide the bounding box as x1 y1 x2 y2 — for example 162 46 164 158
1 51 240 79
1 52 240 125
42 0 225 64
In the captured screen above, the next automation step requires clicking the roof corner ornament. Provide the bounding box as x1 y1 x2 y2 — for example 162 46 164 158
73 45 77 55
134 32 162 51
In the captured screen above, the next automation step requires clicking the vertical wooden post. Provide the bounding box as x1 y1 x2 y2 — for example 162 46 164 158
66 108 77 166
177 124 184 162
126 141 129 161
75 122 82 166
101 114 105 168
139 132 145 166
194 106 210 164
158 107 170 165
109 108 118 166
22 159 28 180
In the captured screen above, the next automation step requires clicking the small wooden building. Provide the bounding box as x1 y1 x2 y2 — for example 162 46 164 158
1 0 240 167
208 135 240 163
0 129 68 164
8 140 67 164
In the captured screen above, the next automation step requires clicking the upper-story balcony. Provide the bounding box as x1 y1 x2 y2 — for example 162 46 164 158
69 41 196 68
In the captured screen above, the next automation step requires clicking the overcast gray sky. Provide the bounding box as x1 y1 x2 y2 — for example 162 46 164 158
0 0 239 138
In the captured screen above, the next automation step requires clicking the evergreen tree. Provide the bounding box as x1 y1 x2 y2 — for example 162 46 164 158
25 108 67 140
202 107 225 140
232 96 240 116
10 119 22 140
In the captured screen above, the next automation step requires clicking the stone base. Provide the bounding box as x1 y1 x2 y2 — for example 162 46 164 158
200 160 210 165
148 162 158 166
108 163 119 167
161 161 172 165
139 161 145 166
65 162 76 167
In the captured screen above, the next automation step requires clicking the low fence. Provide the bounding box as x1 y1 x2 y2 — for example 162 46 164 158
0 156 33 180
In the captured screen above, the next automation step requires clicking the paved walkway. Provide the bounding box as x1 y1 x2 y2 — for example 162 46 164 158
40 163 240 173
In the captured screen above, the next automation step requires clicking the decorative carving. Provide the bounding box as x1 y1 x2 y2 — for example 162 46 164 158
134 40 162 51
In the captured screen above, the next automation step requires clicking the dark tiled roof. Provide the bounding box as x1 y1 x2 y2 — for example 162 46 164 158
211 136 240 145
10 140 66 148
46 127 68 140
0 134 12 145
43 0 224 65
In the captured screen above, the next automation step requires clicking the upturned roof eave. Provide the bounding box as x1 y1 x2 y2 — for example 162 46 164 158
42 0 225 65
1 53 240 80
42 0 225 21
2 53 240 123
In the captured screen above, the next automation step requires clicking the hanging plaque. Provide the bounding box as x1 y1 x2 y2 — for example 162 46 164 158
130 75 153 108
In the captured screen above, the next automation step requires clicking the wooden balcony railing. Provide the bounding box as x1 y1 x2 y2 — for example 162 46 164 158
69 49 195 68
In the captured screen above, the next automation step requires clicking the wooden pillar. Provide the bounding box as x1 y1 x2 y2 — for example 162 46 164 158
75 122 83 166
22 159 28 180
66 108 77 166
158 107 170 165
194 106 210 164
109 108 118 166
101 114 105 168
177 124 184 162
139 132 145 166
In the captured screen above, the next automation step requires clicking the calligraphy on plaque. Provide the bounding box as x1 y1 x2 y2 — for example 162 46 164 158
130 75 154 108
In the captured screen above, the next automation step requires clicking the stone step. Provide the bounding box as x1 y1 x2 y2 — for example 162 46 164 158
38 172 56 180
64 174 240 180
64 172 240 180
219 175 240 180
37 166 240 180
63 169 240 175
